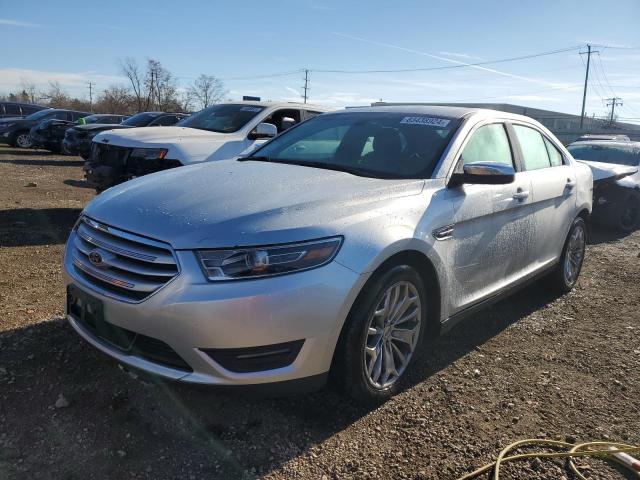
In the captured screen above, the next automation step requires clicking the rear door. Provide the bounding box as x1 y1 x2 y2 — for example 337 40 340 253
511 123 576 268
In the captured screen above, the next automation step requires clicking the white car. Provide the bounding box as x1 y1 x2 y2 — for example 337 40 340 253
85 102 331 191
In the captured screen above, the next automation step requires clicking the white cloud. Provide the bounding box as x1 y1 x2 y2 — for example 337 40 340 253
438 51 483 61
332 32 573 89
508 94 565 102
0 18 42 28
285 86 301 96
0 68 125 97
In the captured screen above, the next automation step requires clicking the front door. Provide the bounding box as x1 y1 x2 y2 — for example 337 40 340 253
444 122 534 313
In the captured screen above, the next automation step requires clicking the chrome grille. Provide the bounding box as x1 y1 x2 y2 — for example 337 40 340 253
70 217 179 302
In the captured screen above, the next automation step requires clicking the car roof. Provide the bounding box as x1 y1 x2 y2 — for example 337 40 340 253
569 140 640 147
328 104 542 123
220 101 331 111
1 101 47 107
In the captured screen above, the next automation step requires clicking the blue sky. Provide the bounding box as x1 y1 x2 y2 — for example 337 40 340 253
1 0 639 122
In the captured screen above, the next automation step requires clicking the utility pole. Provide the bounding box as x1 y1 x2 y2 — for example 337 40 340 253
88 82 93 112
302 69 309 104
606 97 623 125
579 44 598 130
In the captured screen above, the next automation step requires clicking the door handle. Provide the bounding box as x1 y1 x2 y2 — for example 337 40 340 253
565 178 576 189
512 190 530 201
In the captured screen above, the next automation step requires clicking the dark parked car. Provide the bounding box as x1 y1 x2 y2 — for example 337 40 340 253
0 109 90 149
568 140 640 231
576 134 631 142
0 101 47 119
30 114 127 153
64 111 188 159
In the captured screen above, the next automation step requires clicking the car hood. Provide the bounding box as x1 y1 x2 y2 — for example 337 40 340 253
94 126 228 146
84 160 425 249
0 116 24 123
75 123 132 132
576 159 638 181
1 118 31 127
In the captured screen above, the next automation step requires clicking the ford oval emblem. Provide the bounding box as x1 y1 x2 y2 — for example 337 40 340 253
88 250 104 267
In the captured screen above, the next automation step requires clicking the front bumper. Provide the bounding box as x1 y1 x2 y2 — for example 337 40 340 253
63 138 90 157
63 232 365 387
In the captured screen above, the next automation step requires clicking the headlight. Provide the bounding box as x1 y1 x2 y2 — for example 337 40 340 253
196 237 343 281
130 148 168 160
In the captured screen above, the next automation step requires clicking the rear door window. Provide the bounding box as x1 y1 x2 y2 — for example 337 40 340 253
544 137 564 166
5 104 22 115
513 125 551 170
461 123 513 167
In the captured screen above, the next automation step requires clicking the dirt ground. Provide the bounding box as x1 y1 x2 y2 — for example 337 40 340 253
1 144 639 480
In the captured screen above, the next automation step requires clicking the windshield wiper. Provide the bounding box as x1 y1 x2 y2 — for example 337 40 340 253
237 155 271 162
263 159 399 178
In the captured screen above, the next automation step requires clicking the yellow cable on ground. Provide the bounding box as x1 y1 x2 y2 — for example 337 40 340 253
456 439 640 480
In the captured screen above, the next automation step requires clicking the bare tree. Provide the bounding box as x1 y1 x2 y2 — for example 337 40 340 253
43 81 70 108
120 57 146 112
145 59 180 111
19 78 39 103
120 57 182 112
187 74 226 109
96 85 134 114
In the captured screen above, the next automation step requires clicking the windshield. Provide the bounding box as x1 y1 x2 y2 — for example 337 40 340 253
122 112 162 127
81 115 107 125
248 112 460 178
25 109 53 121
568 144 640 166
177 104 265 133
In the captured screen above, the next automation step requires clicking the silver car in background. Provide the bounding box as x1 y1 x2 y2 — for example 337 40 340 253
63 106 592 403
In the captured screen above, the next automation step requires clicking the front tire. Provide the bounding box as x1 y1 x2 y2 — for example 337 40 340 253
549 217 587 293
14 131 32 149
334 265 427 404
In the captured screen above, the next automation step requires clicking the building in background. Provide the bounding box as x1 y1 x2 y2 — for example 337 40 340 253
371 102 640 144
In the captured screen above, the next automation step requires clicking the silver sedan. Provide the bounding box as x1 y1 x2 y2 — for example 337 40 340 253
63 106 593 403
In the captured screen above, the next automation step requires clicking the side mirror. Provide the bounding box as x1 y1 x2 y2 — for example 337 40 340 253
449 161 515 186
248 122 277 140
281 117 296 131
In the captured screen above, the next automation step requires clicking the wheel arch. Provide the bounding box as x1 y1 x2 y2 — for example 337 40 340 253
576 207 591 239
334 249 442 358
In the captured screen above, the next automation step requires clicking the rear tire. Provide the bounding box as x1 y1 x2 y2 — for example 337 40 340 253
548 217 587 293
617 192 640 232
333 264 427 404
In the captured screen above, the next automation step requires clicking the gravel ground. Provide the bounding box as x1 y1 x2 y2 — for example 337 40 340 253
1 145 639 480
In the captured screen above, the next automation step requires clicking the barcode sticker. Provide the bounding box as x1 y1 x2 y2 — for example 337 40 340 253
400 116 450 127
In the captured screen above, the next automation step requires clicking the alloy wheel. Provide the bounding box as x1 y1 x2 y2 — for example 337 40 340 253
363 281 422 389
564 225 585 285
16 133 32 148
620 197 640 231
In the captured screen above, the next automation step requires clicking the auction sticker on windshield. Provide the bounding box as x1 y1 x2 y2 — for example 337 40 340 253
240 106 263 112
400 116 450 127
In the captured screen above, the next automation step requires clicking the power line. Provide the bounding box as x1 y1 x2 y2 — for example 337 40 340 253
195 45 583 83
309 45 582 74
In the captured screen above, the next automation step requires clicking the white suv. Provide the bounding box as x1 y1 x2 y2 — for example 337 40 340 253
86 102 330 191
